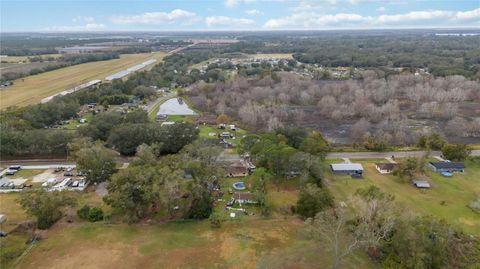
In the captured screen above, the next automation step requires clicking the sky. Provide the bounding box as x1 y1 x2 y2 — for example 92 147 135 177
1 0 479 32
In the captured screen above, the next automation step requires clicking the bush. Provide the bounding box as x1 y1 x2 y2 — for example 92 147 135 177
77 205 91 220
209 212 224 228
442 143 470 161
88 207 104 222
469 194 480 213
296 184 334 219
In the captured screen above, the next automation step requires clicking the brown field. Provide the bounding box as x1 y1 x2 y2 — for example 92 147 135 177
0 54 62 63
14 217 373 269
0 62 55 75
0 52 166 109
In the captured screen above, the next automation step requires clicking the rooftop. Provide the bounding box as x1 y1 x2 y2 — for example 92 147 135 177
331 163 364 171
430 161 465 169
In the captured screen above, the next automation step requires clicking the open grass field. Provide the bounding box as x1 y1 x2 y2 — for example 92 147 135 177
0 52 166 110
246 53 293 60
326 158 480 236
3 171 373 269
13 217 372 269
0 54 62 63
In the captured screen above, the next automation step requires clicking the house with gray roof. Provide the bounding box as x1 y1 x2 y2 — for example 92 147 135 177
330 163 364 176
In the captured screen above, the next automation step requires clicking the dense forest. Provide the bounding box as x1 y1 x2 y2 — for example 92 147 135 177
224 34 480 79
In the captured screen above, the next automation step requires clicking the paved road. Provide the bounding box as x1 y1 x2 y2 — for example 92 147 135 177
0 159 75 166
0 164 76 177
326 150 480 159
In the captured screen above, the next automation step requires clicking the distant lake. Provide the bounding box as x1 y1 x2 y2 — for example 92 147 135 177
157 98 197 116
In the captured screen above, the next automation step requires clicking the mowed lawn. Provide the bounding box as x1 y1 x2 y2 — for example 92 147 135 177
326 159 480 236
0 52 166 109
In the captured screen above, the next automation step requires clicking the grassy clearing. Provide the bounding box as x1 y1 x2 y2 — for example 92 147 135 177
246 53 293 60
0 54 62 63
326 159 480 236
9 169 44 180
0 52 166 109
0 193 30 269
15 217 373 269
199 125 248 147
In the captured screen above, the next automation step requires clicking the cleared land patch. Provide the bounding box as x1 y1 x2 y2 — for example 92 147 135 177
15 218 373 269
0 52 166 109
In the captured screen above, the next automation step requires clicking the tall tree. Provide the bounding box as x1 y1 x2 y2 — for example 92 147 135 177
19 190 76 229
69 138 117 183
299 131 330 159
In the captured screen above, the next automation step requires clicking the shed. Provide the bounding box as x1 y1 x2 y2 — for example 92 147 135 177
234 192 255 204
227 160 249 177
330 163 364 175
375 163 397 174
429 162 465 173
412 180 430 189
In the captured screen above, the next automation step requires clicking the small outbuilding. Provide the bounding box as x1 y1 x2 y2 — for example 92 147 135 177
234 192 255 204
429 162 465 173
412 180 431 189
375 163 397 174
227 160 249 177
330 163 364 175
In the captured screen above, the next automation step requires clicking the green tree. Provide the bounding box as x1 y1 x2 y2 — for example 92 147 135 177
104 166 165 223
209 212 224 228
383 216 480 268
130 143 159 167
70 139 117 183
392 158 418 182
88 207 104 222
299 131 330 159
19 190 76 229
427 133 447 150
77 205 91 220
296 183 334 219
442 143 471 161
187 183 213 219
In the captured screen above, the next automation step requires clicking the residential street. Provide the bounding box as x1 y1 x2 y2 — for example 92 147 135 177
326 149 480 159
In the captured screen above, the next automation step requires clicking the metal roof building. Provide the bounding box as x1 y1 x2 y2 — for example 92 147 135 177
330 163 364 175
412 180 431 188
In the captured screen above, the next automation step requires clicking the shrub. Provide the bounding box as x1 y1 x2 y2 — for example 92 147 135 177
88 207 104 222
209 212 224 228
77 205 91 220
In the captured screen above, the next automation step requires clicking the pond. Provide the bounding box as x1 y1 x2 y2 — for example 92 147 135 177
157 98 197 116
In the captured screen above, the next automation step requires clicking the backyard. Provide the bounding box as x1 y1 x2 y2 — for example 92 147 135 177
326 158 480 236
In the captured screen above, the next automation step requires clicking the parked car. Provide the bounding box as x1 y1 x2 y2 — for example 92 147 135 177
5 170 16 176
64 172 73 177
8 165 21 170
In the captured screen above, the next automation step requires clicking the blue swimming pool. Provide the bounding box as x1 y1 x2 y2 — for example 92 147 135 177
232 181 246 190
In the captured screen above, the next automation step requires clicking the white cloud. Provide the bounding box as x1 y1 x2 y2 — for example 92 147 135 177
294 0 381 11
225 0 256 8
205 16 255 27
246 9 263 15
455 8 480 20
111 9 196 24
376 7 386 12
264 8 480 29
72 16 95 23
43 23 106 32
